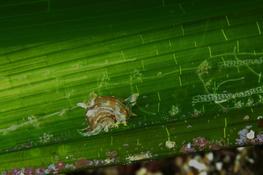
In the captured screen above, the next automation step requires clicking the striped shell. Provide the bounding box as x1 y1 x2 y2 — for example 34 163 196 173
78 93 139 136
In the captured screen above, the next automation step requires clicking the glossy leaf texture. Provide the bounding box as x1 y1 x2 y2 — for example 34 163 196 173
0 0 263 173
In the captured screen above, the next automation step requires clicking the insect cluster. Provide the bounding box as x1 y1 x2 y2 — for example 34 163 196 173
77 93 139 136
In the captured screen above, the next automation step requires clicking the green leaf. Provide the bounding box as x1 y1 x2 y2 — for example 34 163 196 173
0 0 263 173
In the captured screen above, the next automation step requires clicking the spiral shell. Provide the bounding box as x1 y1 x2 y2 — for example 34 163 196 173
78 93 139 136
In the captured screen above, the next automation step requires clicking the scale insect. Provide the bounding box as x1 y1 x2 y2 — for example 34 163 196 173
77 93 139 136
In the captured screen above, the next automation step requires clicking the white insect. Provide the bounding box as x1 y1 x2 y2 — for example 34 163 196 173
77 93 139 136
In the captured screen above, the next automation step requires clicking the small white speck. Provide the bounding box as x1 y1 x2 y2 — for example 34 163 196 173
104 158 114 164
237 147 245 151
168 105 179 116
199 172 207 175
187 125 192 128
77 102 88 109
246 125 252 129
206 152 213 161
243 115 250 120
246 130 255 139
187 143 192 149
246 157 255 164
165 140 176 149
136 167 147 175
189 159 207 171
257 116 263 120
39 132 54 144
27 115 36 121
126 152 152 162
216 162 223 170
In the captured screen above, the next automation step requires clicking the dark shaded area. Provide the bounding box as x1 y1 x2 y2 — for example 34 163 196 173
67 146 263 175
1 0 263 47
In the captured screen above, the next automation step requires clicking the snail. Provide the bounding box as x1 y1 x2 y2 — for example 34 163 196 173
77 93 139 136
